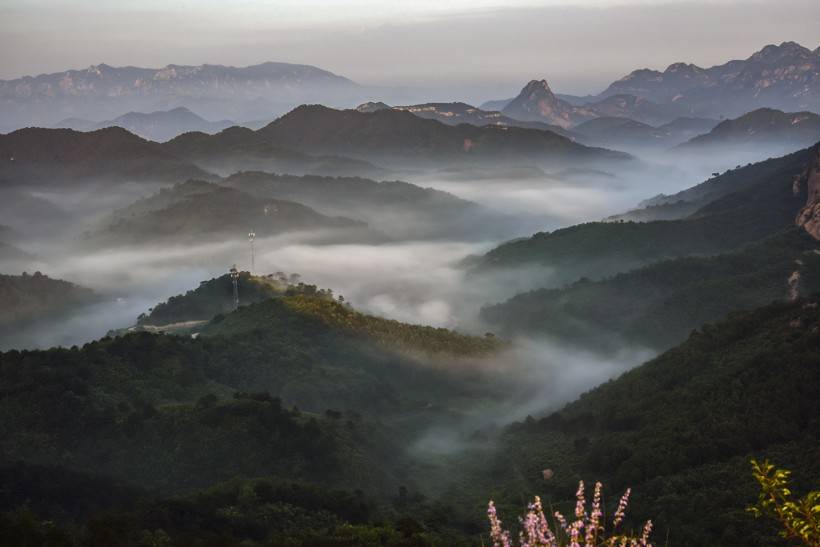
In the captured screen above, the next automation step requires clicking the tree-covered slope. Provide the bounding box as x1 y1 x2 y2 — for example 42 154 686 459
481 229 820 350
462 297 820 546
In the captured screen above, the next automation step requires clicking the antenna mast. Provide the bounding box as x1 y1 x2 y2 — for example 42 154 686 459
230 264 240 311
248 230 256 274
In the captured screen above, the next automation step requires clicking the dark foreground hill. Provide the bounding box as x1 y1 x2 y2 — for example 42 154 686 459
471 297 820 546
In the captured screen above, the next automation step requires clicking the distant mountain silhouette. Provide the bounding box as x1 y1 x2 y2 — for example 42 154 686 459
54 107 235 142
0 61 364 131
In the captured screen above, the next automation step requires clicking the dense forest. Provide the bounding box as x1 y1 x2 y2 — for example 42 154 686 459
2 293 817 545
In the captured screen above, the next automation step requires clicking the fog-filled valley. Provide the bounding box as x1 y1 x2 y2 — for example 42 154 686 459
2 26 820 547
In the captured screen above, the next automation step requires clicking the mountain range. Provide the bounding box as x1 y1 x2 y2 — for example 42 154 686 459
0 61 365 131
598 41 820 117
482 42 820 126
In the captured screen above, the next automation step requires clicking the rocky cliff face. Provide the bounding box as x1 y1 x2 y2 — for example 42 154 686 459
795 144 820 240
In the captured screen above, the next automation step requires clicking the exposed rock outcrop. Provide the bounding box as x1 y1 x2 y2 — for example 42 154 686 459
795 144 820 240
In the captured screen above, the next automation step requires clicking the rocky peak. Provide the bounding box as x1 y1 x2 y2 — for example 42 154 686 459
355 101 390 113
665 62 703 74
501 78 579 128
521 79 555 97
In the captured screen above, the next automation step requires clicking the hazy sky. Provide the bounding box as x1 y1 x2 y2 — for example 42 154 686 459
2 0 819 99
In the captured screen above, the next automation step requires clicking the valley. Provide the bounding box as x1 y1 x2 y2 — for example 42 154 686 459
0 25 818 547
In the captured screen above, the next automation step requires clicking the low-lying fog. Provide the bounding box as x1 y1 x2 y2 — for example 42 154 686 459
0 143 795 424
